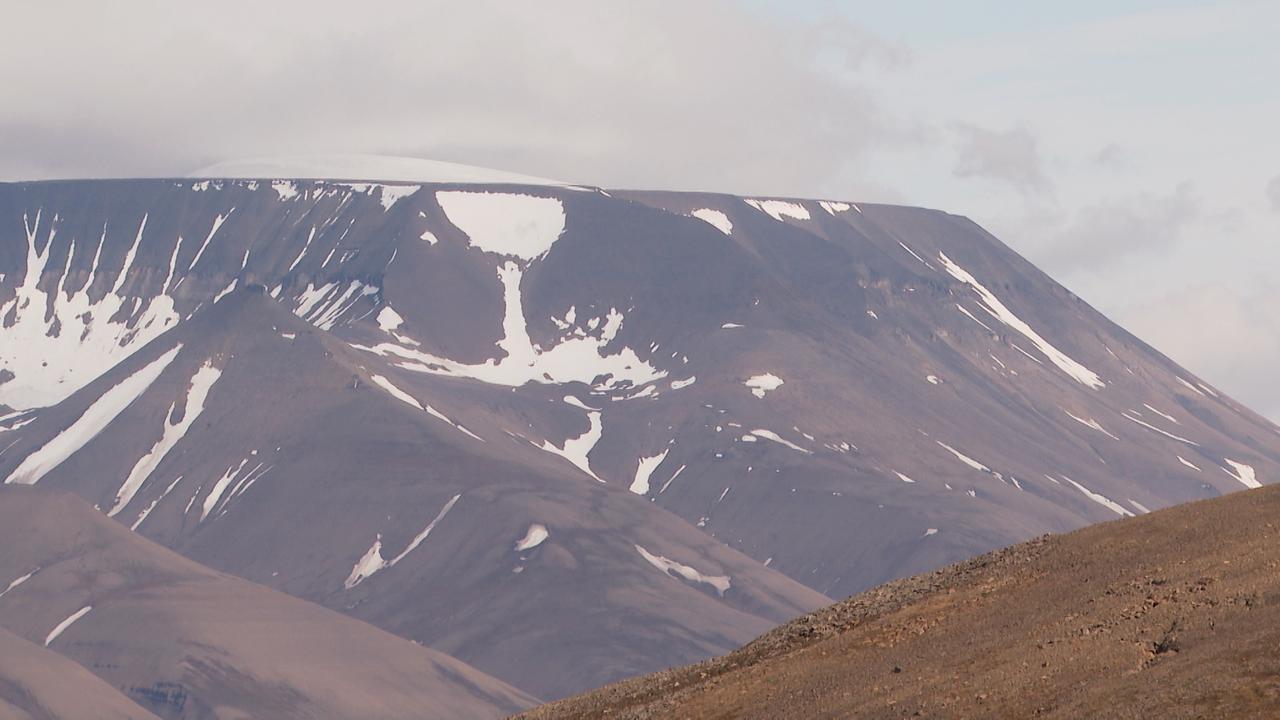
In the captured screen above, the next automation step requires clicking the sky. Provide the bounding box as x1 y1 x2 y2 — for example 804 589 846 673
3 0 1278 418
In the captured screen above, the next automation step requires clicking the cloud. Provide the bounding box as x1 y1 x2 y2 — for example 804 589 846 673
1268 176 1280 212
1118 283 1280 424
1092 143 1127 169
0 1 910 196
1035 182 1199 272
950 123 1050 193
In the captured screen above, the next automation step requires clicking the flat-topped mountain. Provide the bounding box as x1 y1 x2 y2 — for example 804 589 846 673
1 175 1275 701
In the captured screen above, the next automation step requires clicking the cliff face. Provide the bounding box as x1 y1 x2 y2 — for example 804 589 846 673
1 178 1275 699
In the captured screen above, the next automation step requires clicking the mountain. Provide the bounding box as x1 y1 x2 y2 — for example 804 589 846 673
0 486 536 719
525 481 1280 719
1 173 1277 701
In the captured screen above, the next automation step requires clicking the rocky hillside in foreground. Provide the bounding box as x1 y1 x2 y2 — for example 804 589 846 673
525 482 1280 719
1 175 1277 701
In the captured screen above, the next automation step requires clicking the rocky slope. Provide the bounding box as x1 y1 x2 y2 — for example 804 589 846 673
526 481 1280 719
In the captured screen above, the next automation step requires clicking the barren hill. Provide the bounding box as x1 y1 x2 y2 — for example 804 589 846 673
526 482 1280 719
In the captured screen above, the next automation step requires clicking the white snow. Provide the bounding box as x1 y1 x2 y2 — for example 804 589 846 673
345 494 461 589
188 213 228 271
1063 409 1120 440
819 201 852 215
938 252 1104 389
377 184 419 210
377 306 405 333
743 373 784 399
370 374 424 411
6 346 182 485
634 544 731 596
0 570 35 600
923 528 939 537
0 214 183 411
345 537 387 590
925 375 940 385
1177 455 1202 472
436 191 566 261
898 242 932 268
956 304 997 335
44 606 92 646
1175 376 1208 397
1129 499 1152 514
108 361 221 517
1063 476 1134 517
670 376 696 390
369 374 479 440
744 199 810 222
629 449 670 495
691 209 733 235
191 154 567 186
895 472 916 483
130 475 183 531
212 279 238 303
270 180 299 200
721 323 744 329
1223 459 1261 489
936 441 991 474
747 429 812 454
514 524 549 552
1143 403 1180 424
201 458 249 522
658 464 687 494
1122 411 1199 446
355 262 665 391
540 410 604 481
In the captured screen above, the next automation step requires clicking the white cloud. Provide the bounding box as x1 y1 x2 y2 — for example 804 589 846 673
0 0 907 196
951 124 1049 193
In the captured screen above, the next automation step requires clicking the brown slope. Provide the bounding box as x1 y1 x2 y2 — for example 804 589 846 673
0 627 159 720
526 482 1280 719
0 486 537 720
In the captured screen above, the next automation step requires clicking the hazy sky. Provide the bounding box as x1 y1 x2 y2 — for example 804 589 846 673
4 1 1278 418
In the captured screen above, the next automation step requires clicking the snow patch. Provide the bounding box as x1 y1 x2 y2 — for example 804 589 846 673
6 346 182 485
938 252 1104 389
747 429 811 454
540 410 604 481
45 606 93 646
1063 476 1133 517
1063 409 1119 440
691 209 732 235
0 570 35 600
1223 459 1260 489
629 449 670 495
514 524 549 552
1122 411 1198 446
744 199 810 222
634 544 731 596
744 373 784 399
108 361 221 517
356 262 665 391
345 494 462 589
436 191 565 261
